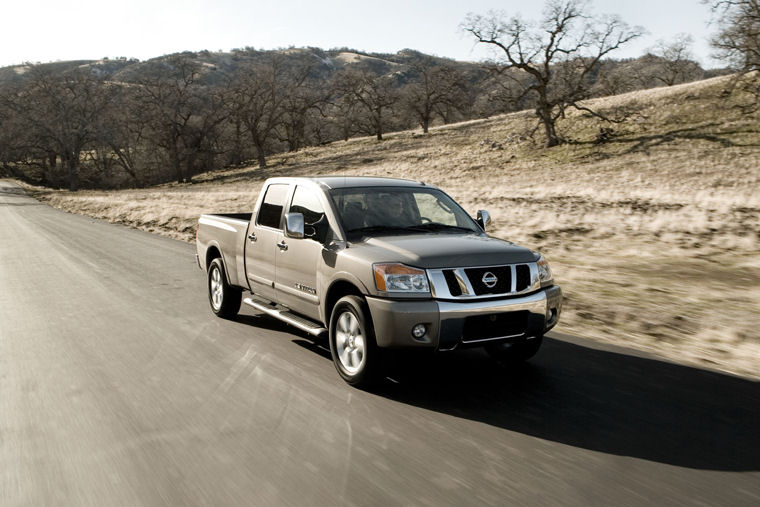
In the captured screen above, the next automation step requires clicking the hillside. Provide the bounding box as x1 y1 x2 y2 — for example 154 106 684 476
0 48 482 88
2 47 731 191
23 74 760 379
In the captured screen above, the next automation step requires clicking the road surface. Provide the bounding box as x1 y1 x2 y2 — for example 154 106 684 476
1 180 758 506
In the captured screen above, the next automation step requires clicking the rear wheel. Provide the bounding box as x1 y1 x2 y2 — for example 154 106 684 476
208 258 241 319
329 296 380 387
486 336 543 364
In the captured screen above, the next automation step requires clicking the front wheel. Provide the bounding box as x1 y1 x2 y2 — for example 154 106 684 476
485 336 543 364
208 258 241 319
329 296 380 387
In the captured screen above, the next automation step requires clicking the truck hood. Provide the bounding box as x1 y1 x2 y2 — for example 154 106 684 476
348 233 538 269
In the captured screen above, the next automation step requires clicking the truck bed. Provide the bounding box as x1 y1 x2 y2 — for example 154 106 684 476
197 213 253 288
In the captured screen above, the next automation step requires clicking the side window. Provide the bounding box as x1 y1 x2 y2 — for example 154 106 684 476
290 186 325 225
257 184 289 229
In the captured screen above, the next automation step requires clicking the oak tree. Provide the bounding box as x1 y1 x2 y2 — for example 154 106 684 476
464 0 642 147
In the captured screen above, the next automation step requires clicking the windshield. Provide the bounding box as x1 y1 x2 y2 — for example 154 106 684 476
329 186 482 238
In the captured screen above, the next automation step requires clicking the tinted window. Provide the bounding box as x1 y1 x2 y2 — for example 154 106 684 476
257 184 289 229
290 186 325 225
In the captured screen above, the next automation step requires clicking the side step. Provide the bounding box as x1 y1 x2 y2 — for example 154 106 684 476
243 296 328 338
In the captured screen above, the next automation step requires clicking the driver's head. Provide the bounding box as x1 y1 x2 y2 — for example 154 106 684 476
368 192 407 225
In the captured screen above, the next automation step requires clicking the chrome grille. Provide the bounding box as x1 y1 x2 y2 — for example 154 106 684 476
443 270 463 296
428 262 539 300
464 266 511 295
515 264 531 292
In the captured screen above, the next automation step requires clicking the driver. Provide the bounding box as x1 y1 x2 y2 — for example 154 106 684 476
366 192 412 228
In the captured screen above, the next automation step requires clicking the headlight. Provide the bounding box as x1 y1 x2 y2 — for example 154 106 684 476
537 255 553 287
373 263 430 293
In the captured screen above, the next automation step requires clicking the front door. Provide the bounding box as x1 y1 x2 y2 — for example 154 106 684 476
245 183 290 302
275 185 326 321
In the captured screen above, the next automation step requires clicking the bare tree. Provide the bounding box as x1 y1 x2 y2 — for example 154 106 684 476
277 68 328 152
332 69 399 140
2 67 113 190
463 0 642 147
707 0 760 111
94 85 150 185
227 57 290 168
329 91 363 142
136 54 225 183
708 0 760 71
0 98 27 179
651 34 704 86
402 58 469 133
593 59 640 96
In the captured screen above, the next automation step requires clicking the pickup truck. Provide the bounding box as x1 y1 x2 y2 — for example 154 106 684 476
196 176 562 386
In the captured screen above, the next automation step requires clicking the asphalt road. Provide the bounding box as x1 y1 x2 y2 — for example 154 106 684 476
1 180 759 506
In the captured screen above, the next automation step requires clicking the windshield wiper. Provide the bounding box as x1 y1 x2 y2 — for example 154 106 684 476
346 223 475 236
406 223 475 233
346 225 420 235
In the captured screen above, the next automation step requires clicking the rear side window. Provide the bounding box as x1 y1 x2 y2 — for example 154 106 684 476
257 184 289 229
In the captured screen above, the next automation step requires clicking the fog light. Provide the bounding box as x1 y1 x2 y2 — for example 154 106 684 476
411 324 427 339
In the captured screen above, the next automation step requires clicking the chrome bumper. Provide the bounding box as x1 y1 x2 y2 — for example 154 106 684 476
366 285 562 350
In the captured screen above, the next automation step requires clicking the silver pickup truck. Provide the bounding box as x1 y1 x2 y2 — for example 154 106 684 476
196 176 562 386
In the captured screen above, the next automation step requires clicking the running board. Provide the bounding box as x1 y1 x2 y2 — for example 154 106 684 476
243 297 327 337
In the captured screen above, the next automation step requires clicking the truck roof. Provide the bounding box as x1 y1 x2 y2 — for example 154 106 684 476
264 176 430 190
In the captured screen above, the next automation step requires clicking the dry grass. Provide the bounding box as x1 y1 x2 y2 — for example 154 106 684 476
24 75 760 379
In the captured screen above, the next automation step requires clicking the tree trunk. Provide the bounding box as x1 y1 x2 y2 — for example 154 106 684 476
184 154 195 183
170 148 183 184
375 109 383 140
65 154 79 191
257 149 267 168
422 117 429 134
231 121 243 166
538 105 560 148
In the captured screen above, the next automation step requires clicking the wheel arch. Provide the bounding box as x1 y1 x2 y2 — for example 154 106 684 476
205 242 232 286
322 279 365 326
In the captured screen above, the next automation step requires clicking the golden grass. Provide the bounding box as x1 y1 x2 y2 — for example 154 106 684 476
24 74 760 379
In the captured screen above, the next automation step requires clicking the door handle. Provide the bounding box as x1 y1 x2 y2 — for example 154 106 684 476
248 233 257 242
276 241 288 251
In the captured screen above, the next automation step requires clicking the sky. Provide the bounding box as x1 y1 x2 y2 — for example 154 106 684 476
0 0 721 68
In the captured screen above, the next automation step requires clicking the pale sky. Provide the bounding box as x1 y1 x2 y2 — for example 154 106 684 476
0 0 720 68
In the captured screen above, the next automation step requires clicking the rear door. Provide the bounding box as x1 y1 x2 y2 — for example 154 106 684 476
245 183 290 302
274 185 326 321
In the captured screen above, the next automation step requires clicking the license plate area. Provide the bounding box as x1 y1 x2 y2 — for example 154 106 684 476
461 311 529 342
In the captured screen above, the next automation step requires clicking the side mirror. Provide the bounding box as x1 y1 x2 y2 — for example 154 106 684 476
476 210 492 231
284 213 305 239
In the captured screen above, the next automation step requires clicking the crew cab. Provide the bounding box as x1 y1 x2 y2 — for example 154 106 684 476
196 176 562 386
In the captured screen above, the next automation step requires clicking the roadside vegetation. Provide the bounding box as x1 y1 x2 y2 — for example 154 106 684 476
23 74 760 379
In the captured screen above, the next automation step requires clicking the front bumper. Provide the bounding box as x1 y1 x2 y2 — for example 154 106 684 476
366 285 562 350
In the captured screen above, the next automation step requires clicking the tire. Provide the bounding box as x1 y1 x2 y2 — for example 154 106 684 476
207 258 242 319
486 335 543 364
329 295 380 387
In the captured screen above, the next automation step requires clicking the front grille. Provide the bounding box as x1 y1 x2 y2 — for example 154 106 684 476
464 266 511 295
515 264 531 292
462 311 528 342
443 270 463 296
431 263 536 299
